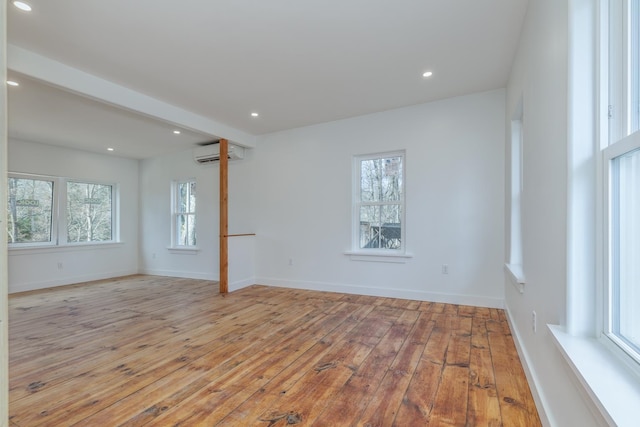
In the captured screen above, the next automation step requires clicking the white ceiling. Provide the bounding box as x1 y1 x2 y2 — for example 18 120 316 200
7 0 528 159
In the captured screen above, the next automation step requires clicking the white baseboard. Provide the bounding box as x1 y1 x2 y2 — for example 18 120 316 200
138 269 255 293
138 268 214 281
504 304 552 427
255 277 504 309
8 269 138 294
229 277 255 292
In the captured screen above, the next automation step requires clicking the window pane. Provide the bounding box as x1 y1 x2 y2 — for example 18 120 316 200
177 214 196 246
381 204 402 249
359 204 401 249
7 177 53 244
177 181 196 214
188 181 196 212
359 205 381 248
612 148 640 352
360 157 403 202
67 182 113 242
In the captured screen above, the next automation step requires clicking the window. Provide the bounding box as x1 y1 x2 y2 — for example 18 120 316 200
353 152 404 252
506 100 525 290
66 182 113 242
6 173 117 247
7 175 55 245
604 0 640 365
172 180 196 247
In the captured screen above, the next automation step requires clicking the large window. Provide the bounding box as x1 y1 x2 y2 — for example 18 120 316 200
604 0 640 365
353 151 404 252
66 182 113 242
172 180 196 247
6 173 117 247
7 176 55 245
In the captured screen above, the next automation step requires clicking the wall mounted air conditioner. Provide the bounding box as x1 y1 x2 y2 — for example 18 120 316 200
193 142 245 164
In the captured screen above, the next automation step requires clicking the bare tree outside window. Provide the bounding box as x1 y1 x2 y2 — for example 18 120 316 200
67 182 112 242
357 154 404 250
6 177 54 244
175 181 196 246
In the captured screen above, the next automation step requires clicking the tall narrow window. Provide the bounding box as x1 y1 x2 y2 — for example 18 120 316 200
604 0 640 365
7 175 54 245
66 182 113 243
509 117 523 266
354 152 405 252
173 180 196 247
506 100 525 289
606 141 640 363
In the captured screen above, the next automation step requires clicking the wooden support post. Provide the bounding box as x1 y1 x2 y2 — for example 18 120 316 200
219 138 229 294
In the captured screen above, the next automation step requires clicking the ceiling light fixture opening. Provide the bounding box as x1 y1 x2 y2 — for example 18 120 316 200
107 148 114 152
422 71 433 78
6 80 19 87
251 112 259 117
13 1 32 11
173 130 181 134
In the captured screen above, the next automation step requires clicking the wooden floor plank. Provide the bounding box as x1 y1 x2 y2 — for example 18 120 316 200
467 316 502 426
357 312 434 426
8 275 542 427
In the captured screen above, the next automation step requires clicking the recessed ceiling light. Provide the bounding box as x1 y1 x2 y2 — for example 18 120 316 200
13 1 32 11
173 130 181 134
422 71 433 78
251 112 259 117
107 148 114 152
6 80 19 87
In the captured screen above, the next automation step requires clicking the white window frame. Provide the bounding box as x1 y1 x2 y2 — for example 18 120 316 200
602 0 640 369
350 151 406 258
7 173 58 247
170 179 197 250
506 99 526 292
603 132 640 367
7 172 118 248
63 180 117 245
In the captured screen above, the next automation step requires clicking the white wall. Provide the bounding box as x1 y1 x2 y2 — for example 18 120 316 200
1 0 9 422
7 139 139 293
138 146 256 290
138 90 505 306
252 90 506 307
504 1 600 425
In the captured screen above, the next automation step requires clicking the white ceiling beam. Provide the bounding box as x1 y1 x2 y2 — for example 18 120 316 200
7 44 256 148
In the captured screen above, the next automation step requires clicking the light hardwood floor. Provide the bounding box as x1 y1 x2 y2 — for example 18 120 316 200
8 275 541 426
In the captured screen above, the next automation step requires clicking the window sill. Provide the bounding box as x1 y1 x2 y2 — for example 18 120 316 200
548 324 640 426
504 263 525 294
167 246 200 255
9 242 124 255
344 251 413 263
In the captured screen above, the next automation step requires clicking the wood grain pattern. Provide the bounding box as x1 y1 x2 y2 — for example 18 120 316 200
8 275 541 426
219 137 229 294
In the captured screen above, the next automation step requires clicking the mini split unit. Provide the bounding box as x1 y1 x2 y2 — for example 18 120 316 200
193 142 245 164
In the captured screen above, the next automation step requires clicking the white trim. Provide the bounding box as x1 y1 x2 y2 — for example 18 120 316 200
255 277 504 308
343 251 413 263
138 268 214 281
8 269 138 294
229 277 255 292
504 305 552 427
504 263 525 294
167 246 200 255
9 241 125 256
549 324 640 427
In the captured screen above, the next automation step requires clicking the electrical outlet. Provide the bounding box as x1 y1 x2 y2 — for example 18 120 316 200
532 310 537 333
289 258 294 266
57 262 63 270
442 264 449 274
